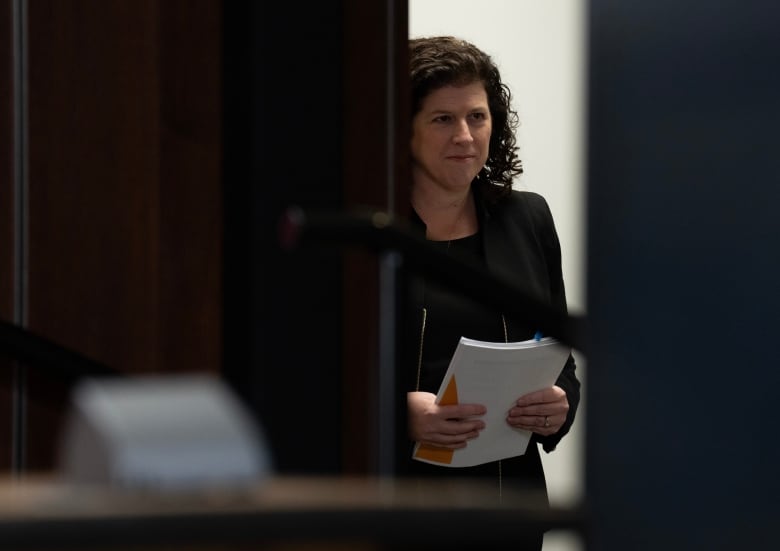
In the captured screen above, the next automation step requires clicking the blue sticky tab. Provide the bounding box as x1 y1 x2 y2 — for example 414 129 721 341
534 330 543 341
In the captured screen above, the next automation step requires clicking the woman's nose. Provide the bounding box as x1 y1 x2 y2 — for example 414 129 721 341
452 120 473 144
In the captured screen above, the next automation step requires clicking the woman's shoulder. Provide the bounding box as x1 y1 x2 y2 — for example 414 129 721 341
489 188 554 221
506 188 550 208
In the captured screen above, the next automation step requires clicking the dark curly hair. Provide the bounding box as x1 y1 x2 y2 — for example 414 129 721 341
409 36 523 201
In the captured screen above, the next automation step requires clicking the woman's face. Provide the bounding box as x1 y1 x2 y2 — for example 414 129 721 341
411 82 492 193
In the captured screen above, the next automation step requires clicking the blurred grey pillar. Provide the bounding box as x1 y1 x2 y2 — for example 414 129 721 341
11 0 29 475
586 1 780 549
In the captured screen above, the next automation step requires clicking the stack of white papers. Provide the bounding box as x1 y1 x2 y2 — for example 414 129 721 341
412 336 570 467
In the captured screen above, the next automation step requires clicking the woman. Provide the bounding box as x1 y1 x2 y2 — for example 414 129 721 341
404 35 581 545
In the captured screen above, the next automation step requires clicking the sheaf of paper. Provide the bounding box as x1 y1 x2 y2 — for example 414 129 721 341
412 336 570 468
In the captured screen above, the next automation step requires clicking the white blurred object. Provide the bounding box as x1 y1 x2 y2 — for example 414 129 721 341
59 374 273 491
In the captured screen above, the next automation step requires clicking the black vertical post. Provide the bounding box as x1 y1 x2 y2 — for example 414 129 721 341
222 3 344 474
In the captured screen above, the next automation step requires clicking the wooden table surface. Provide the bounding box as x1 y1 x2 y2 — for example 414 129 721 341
0 474 586 549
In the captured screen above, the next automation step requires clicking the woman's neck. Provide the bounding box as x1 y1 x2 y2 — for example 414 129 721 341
411 185 477 241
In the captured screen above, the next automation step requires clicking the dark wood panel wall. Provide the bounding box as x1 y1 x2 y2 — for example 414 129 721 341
26 0 222 376
1 0 222 471
2 0 409 476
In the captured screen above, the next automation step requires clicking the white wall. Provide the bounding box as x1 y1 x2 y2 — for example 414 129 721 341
409 2 587 549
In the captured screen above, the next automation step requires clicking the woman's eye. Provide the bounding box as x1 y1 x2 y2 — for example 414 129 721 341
433 115 451 123
471 112 487 121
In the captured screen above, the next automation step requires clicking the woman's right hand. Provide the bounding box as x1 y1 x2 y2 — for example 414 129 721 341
407 391 486 449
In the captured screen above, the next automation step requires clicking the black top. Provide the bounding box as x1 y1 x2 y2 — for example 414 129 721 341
415 233 506 394
404 231 548 499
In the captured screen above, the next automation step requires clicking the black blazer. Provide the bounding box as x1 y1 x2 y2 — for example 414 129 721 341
403 185 581 503
477 187 580 454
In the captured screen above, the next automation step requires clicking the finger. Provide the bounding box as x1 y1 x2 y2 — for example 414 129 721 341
506 414 547 429
439 417 485 435
515 386 565 406
509 401 568 418
422 428 482 448
507 413 560 429
439 403 486 418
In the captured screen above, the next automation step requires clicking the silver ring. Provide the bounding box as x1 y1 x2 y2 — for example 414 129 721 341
544 416 550 428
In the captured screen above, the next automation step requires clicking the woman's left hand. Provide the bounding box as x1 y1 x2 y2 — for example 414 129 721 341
507 385 569 436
